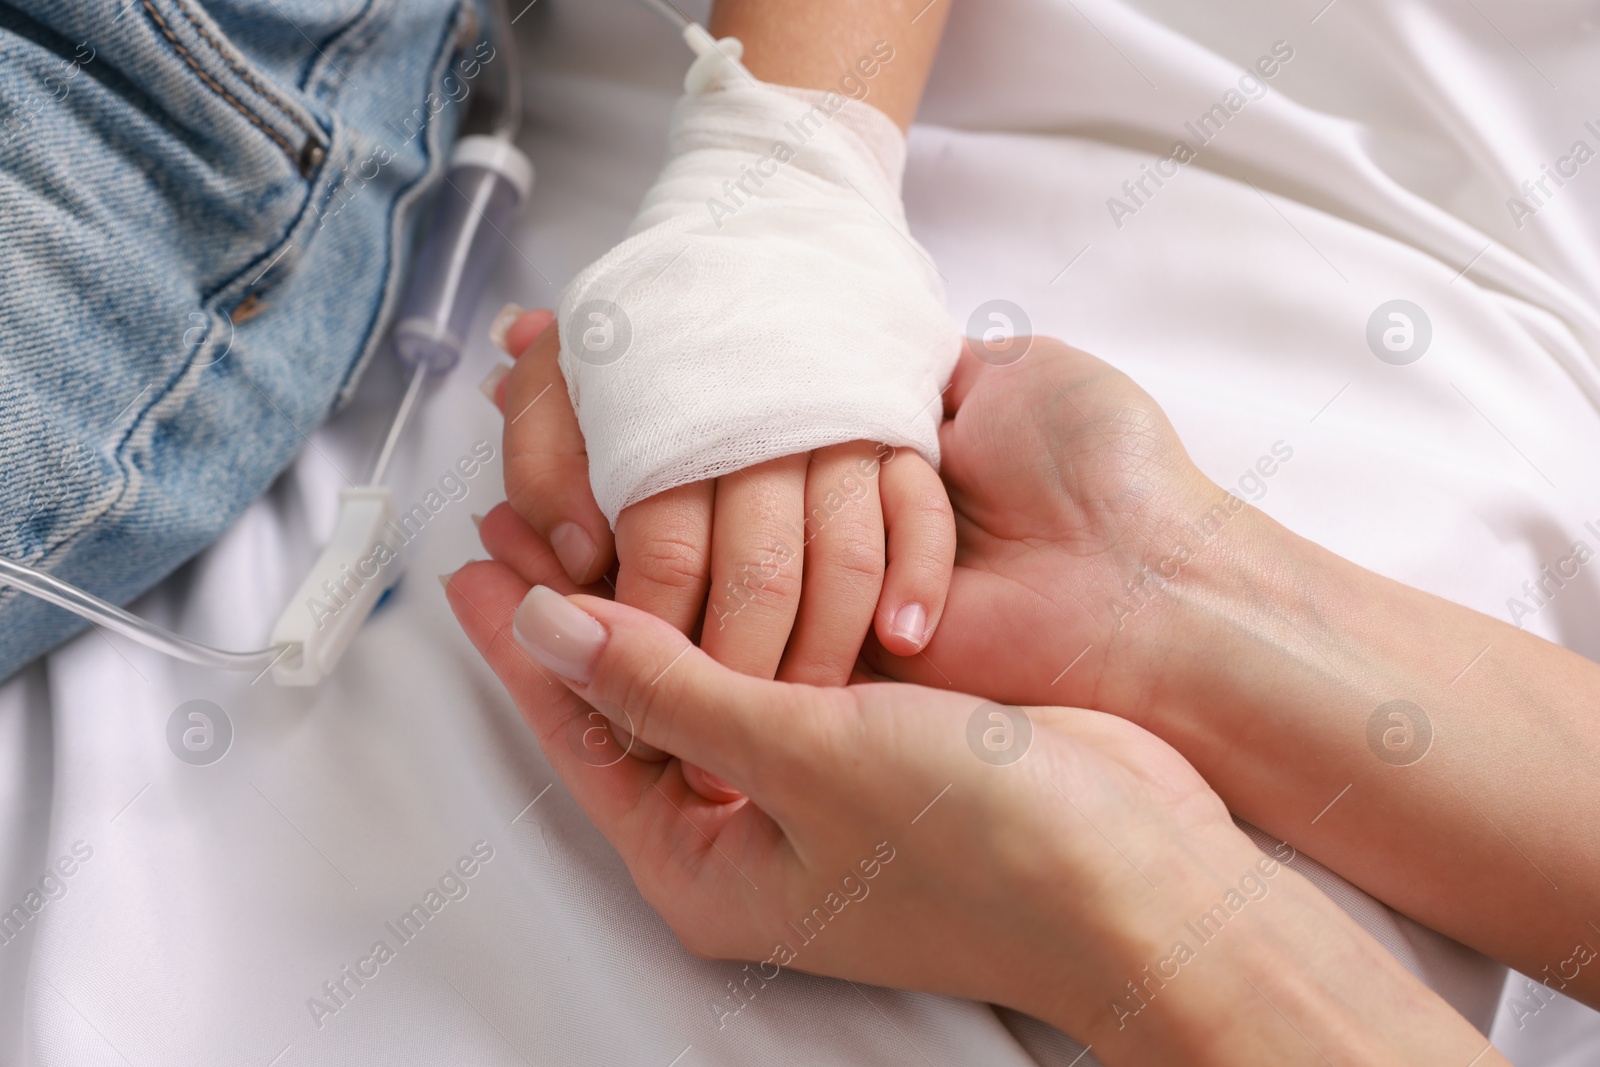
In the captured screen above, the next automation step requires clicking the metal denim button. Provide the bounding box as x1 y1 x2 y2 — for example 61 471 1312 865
298 139 326 176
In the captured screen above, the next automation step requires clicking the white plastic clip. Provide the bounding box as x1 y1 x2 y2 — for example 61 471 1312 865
269 486 397 685
682 30 745 94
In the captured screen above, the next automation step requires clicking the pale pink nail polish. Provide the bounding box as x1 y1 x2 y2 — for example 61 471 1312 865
685 764 744 802
512 586 607 684
550 522 598 583
488 302 526 351
478 362 510 405
890 602 928 650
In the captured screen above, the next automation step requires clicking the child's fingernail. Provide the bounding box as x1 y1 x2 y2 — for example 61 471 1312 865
478 362 511 406
470 512 486 530
512 585 607 684
550 522 598 583
439 570 456 592
489 303 526 351
889 603 927 650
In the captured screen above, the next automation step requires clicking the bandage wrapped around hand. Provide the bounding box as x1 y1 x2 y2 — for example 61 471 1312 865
557 38 960 526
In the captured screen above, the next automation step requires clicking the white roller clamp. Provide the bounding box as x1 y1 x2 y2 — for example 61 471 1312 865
269 487 397 686
450 134 534 199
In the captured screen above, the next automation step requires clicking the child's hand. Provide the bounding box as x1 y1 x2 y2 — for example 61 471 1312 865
487 308 954 695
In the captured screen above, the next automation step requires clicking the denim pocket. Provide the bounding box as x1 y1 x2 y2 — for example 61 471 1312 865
0 0 326 561
0 0 470 680
137 0 331 178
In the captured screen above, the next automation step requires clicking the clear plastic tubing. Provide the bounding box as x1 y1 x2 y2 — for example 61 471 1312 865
392 135 535 375
0 556 284 671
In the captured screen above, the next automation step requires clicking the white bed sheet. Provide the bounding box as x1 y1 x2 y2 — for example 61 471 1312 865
4 0 1600 1063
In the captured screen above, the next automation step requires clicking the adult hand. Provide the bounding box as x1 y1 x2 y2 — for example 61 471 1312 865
862 336 1600 1024
442 531 1503 1066
860 336 1225 728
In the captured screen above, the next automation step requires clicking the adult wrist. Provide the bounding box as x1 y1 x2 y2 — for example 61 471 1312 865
1112 491 1337 717
1025 826 1291 1060
1086 479 1302 733
1057 832 1499 1066
1115 481 1600 1007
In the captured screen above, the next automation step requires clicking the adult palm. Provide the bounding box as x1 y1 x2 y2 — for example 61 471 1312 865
865 338 1225 725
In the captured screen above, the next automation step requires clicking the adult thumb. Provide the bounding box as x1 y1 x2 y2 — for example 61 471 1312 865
511 587 825 793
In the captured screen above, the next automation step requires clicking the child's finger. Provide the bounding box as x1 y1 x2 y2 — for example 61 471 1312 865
613 482 716 636
701 454 808 680
873 451 955 656
614 488 741 797
776 442 884 686
500 316 617 586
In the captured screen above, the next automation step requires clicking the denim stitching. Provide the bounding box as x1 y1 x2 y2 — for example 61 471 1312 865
303 0 387 102
140 0 300 168
171 0 318 148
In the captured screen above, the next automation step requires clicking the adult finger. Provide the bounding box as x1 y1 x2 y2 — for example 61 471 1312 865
444 561 659 827
500 315 617 586
475 501 606 598
480 307 554 409
475 502 676 760
446 562 785 922
509 587 837 801
776 442 884 686
490 305 556 362
943 339 985 416
701 454 808 679
873 450 955 656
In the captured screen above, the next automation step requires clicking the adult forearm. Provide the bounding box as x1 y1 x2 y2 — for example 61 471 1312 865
709 0 950 129
1136 500 1600 1008
1056 831 1503 1066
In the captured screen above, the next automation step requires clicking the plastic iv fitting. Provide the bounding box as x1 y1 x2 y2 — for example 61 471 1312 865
266 136 534 685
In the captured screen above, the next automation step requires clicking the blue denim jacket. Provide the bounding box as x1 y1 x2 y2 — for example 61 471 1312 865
0 0 478 679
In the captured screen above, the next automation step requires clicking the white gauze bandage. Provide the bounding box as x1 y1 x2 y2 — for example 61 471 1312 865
557 38 960 526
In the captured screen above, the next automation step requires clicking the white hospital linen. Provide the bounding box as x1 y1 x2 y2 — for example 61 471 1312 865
3 0 1599 1064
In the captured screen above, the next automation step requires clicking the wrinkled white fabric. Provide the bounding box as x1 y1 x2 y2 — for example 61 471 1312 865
557 41 960 525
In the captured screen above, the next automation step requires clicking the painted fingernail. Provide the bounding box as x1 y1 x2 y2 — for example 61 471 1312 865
470 512 486 530
890 602 928 650
478 362 511 406
698 768 739 796
685 763 743 802
512 585 607 684
489 302 526 351
550 522 598 583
